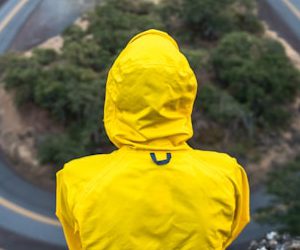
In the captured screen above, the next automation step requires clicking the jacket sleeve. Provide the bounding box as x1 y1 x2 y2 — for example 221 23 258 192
224 162 250 248
56 170 82 250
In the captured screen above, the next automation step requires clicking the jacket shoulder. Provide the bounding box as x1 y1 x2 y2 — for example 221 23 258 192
57 151 118 188
56 151 119 212
192 149 244 175
64 153 110 173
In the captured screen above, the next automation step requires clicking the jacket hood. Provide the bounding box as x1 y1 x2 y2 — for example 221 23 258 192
104 29 197 150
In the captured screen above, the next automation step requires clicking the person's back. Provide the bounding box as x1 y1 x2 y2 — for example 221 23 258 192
56 29 250 250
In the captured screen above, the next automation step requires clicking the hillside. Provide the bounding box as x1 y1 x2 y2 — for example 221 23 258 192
0 0 299 180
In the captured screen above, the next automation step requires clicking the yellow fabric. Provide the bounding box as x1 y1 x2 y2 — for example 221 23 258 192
56 29 250 250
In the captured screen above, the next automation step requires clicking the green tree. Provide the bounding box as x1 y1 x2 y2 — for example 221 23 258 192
211 32 300 128
159 0 263 41
197 84 252 131
38 132 89 168
62 39 111 71
33 65 101 123
3 56 44 104
32 48 59 65
87 0 164 54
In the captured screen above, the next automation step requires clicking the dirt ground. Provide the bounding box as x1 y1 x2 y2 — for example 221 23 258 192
0 85 62 191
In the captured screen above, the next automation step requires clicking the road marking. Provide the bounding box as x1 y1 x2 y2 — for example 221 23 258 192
0 197 61 227
0 0 29 33
282 0 300 20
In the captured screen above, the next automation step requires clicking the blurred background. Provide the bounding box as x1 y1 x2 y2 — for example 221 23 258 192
0 0 299 249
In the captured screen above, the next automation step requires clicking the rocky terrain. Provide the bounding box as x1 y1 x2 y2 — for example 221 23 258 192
249 232 300 250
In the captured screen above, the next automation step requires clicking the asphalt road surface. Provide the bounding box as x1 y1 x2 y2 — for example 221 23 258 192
0 228 63 250
10 0 91 51
259 0 300 52
0 0 41 54
0 0 8 7
0 152 66 249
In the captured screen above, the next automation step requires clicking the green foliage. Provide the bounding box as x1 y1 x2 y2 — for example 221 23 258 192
181 48 209 72
32 48 58 65
256 156 300 235
234 10 264 34
182 0 235 39
87 0 164 54
63 24 86 43
159 0 263 41
62 39 111 71
39 121 112 167
34 65 102 122
197 84 254 134
3 55 105 123
0 0 295 169
211 32 300 128
3 56 43 104
38 133 88 167
1 13 112 166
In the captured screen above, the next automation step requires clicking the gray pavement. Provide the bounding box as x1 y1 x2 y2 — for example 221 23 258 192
0 0 42 54
0 227 65 250
259 0 300 52
0 152 66 247
10 0 87 51
267 0 300 40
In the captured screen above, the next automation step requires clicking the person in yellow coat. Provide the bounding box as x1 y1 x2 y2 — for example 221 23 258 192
56 29 250 250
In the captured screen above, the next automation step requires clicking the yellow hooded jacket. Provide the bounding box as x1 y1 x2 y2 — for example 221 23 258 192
56 29 250 250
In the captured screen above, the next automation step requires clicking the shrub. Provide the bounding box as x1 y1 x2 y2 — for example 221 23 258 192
211 32 300 128
159 0 263 41
62 39 111 71
63 24 86 43
197 84 253 132
38 121 112 167
34 65 104 123
87 0 164 54
3 57 43 104
181 48 209 73
38 132 89 167
32 48 59 65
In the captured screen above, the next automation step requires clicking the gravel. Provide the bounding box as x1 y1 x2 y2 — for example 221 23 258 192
249 232 300 250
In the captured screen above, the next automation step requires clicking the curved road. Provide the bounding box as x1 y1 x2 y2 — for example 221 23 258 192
0 153 66 249
0 0 299 249
0 0 88 248
259 0 300 52
0 0 41 53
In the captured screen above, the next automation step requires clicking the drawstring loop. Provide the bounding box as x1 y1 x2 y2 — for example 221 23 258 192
150 152 172 166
